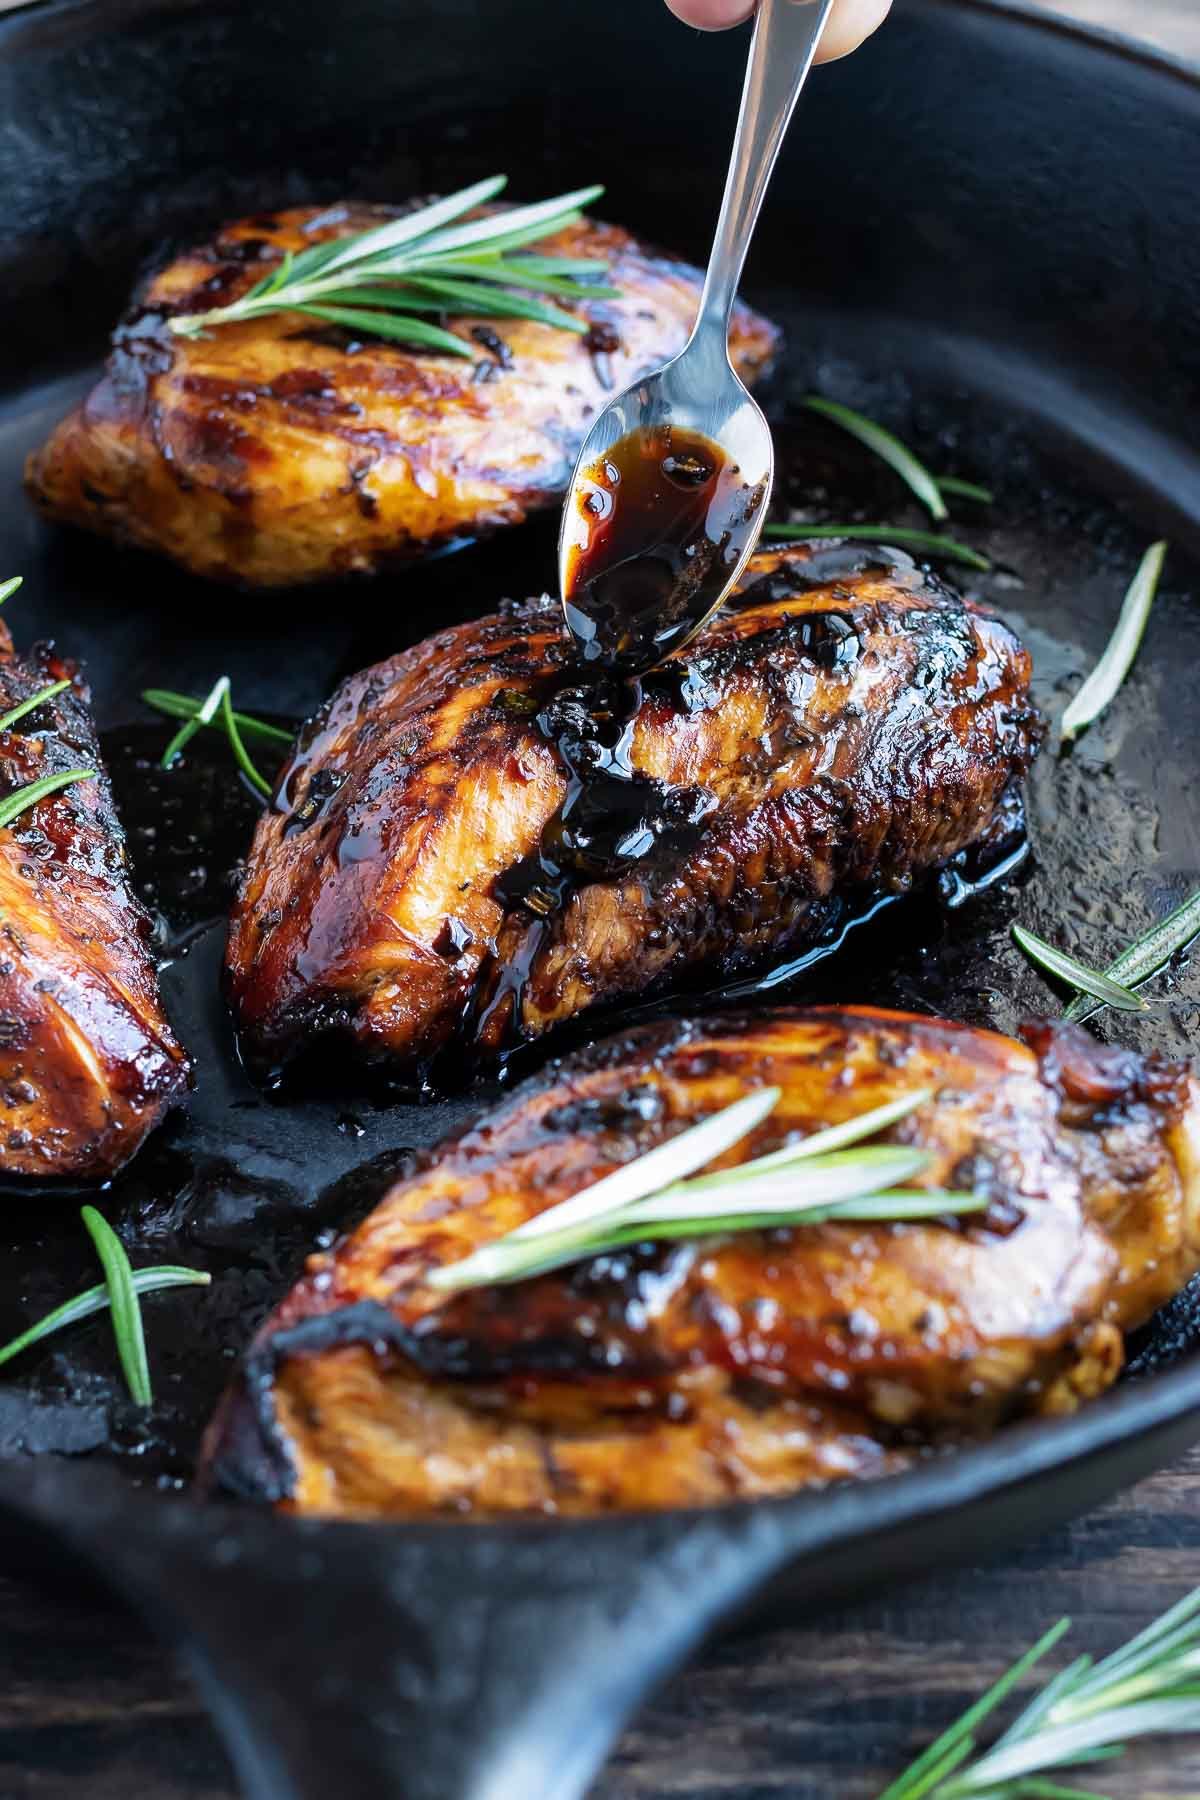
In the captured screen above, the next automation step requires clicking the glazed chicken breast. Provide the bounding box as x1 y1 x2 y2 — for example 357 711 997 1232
25 205 779 587
203 1007 1200 1517
226 542 1041 1082
0 622 188 1179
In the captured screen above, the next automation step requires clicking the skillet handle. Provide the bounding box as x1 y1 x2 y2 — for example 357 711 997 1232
0 1462 792 1800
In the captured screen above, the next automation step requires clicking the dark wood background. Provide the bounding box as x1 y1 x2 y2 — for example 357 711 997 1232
2 1 1197 1796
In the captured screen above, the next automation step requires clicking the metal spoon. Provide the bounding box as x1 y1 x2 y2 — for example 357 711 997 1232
558 0 836 676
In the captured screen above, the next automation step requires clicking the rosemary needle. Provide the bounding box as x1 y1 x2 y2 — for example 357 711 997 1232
1061 540 1167 743
803 397 948 521
80 1206 152 1406
1011 924 1148 1013
763 523 991 572
220 684 272 797
1064 888 1200 1025
0 678 71 734
151 678 280 797
159 673 230 770
682 1088 934 1184
0 768 94 831
509 1087 783 1245
936 476 995 505
0 577 23 607
428 1183 980 1293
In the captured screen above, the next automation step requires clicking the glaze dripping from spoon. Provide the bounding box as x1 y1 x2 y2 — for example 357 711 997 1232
561 424 766 674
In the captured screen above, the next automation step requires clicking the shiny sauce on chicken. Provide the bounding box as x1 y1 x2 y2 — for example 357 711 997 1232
490 544 900 1050
523 545 912 921
494 428 767 1021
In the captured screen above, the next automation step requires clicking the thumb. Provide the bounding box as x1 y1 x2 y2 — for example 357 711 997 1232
663 0 892 63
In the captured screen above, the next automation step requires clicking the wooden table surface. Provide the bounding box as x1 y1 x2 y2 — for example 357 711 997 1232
2 1 1197 1797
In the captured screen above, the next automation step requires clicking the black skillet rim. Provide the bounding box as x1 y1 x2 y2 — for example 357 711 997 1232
961 0 1198 81
4 0 1198 79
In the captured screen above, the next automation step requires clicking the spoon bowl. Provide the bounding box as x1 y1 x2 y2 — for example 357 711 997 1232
557 350 774 675
558 0 835 675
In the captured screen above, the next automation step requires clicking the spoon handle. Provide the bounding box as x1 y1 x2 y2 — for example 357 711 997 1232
693 0 837 344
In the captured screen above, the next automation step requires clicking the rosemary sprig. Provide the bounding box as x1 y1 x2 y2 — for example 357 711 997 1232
763 523 990 571
148 678 277 798
169 177 614 354
1012 893 1200 1026
1064 889 1200 1025
510 1086 783 1244
1011 924 1147 1013
0 577 22 607
142 687 293 748
80 1206 153 1406
1061 541 1167 743
877 1621 1074 1800
159 674 229 769
430 1181 976 1294
804 397 948 520
428 1087 982 1294
0 1265 211 1372
0 767 94 831
881 1584 1200 1799
0 678 71 734
680 1087 939 1184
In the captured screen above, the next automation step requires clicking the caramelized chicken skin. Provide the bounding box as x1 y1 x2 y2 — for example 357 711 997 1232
226 543 1041 1081
203 1007 1200 1517
26 206 779 587
0 625 188 1179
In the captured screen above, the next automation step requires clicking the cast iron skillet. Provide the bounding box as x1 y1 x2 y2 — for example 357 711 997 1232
1 1 1199 1795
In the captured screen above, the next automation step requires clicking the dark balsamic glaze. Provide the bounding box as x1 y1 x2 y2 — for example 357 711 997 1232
562 425 765 675
498 675 718 914
478 654 727 1057
471 538 925 1062
463 537 955 1064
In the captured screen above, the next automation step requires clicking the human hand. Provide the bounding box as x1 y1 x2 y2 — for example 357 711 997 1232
663 0 892 62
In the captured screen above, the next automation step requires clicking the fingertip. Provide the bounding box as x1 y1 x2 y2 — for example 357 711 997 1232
814 0 893 62
663 0 755 30
664 0 893 52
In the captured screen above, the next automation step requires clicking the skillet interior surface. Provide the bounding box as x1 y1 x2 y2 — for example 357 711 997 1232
0 1 1198 1796
3 314 1200 1489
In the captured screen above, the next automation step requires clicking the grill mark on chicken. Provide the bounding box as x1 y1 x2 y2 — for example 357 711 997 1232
201 1007 1200 1517
25 205 780 587
225 543 1042 1084
0 625 189 1180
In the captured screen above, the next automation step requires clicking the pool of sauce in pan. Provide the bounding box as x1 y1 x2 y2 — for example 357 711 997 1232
562 424 766 673
0 392 1198 1490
